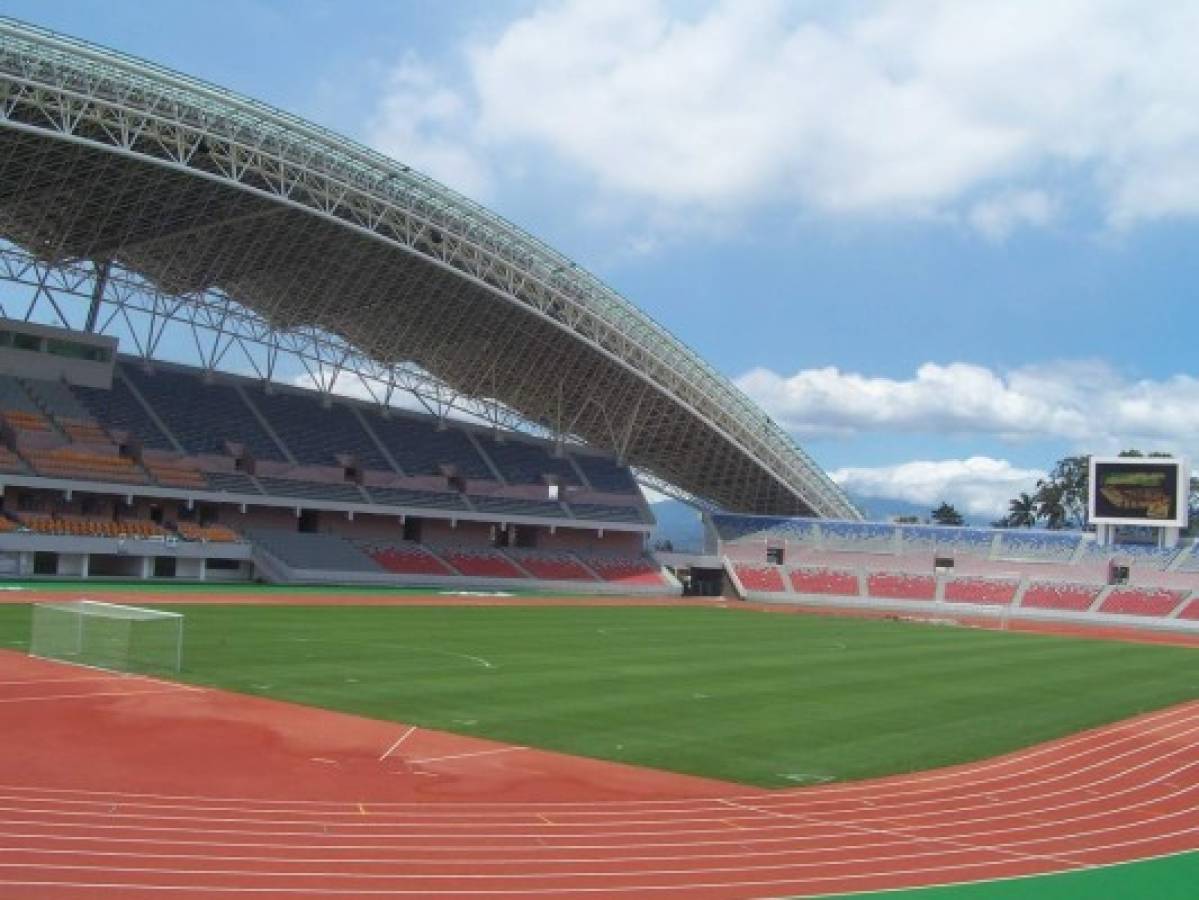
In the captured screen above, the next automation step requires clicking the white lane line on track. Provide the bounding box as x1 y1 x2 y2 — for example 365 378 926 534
378 727 417 762
0 821 1196 889
2 706 1196 834
1 699 1193 811
0 785 1195 867
408 747 527 765
0 687 199 704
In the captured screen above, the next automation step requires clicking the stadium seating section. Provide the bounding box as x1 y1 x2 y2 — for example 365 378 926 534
944 577 1018 605
1098 588 1185 617
250 389 390 470
366 413 492 479
363 542 454 577
734 564 786 593
1179 599 1199 621
175 522 241 543
572 453 638 492
1020 582 1101 612
17 514 166 539
436 546 526 579
789 567 859 596
867 573 936 601
584 555 666 586
483 438 579 486
505 549 596 581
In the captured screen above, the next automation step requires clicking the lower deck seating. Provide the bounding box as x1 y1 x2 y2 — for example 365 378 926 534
1099 588 1186 617
247 528 382 572
944 577 1018 605
437 546 526 578
583 555 666 586
364 543 454 577
0 516 16 533
867 572 936 601
505 550 596 581
789 567 859 596
1178 599 1199 621
1020 582 1101 612
734 564 786 593
175 523 241 543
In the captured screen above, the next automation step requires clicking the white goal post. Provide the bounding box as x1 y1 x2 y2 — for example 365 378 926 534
30 601 183 673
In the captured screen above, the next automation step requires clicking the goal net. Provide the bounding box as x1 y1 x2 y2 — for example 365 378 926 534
30 601 183 673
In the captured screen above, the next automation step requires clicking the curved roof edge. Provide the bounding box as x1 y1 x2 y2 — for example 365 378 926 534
0 17 861 519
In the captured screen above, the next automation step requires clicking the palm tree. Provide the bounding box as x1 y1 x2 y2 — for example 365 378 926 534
1035 481 1067 529
931 502 964 526
1007 493 1037 528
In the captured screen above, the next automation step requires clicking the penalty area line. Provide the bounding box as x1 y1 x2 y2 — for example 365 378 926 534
378 726 417 762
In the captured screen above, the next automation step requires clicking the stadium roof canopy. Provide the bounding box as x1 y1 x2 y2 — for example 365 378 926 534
0 18 860 518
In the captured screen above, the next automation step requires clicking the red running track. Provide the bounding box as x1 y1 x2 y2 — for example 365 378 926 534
0 649 1197 899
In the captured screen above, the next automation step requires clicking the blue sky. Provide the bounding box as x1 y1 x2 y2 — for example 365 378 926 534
8 1 1199 518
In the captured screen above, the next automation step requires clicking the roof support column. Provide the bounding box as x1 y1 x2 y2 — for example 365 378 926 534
84 259 111 333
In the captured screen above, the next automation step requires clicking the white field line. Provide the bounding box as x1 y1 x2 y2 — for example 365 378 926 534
378 727 417 762
409 747 528 766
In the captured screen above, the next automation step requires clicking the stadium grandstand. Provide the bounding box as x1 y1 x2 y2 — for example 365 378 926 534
0 18 856 594
0 19 1196 636
715 514 1199 635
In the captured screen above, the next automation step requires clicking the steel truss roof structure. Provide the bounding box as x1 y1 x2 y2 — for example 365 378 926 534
0 18 860 518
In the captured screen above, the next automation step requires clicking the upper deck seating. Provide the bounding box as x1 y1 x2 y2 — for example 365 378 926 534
24 447 146 484
143 457 208 490
1020 582 1100 611
250 390 390 470
21 378 91 421
582 555 666 586
0 445 26 473
789 566 859 596
256 476 365 504
566 502 646 524
57 418 111 445
436 546 525 579
1081 542 1180 571
467 495 565 518
124 366 284 460
364 486 468 511
73 378 175 450
505 549 596 581
0 375 38 414
1 408 52 433
821 522 897 553
362 542 454 576
482 438 580 486
711 514 819 542
867 572 936 600
247 528 382 572
944 577 1018 605
1098 588 1186 617
995 531 1080 562
203 471 261 494
734 564 787 593
366 414 492 479
900 526 994 554
572 453 638 493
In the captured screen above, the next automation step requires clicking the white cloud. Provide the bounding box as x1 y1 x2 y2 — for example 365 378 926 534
968 190 1057 241
366 0 1199 236
831 456 1044 518
737 360 1199 451
366 56 492 199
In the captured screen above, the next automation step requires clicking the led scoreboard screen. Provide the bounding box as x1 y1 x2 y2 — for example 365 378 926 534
1088 457 1188 527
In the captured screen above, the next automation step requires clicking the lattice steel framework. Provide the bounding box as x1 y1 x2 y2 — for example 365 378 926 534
0 18 860 518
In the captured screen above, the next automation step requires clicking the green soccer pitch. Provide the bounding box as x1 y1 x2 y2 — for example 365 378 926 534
1 602 1196 787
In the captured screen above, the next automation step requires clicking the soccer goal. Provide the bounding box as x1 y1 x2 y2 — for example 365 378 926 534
30 601 183 673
